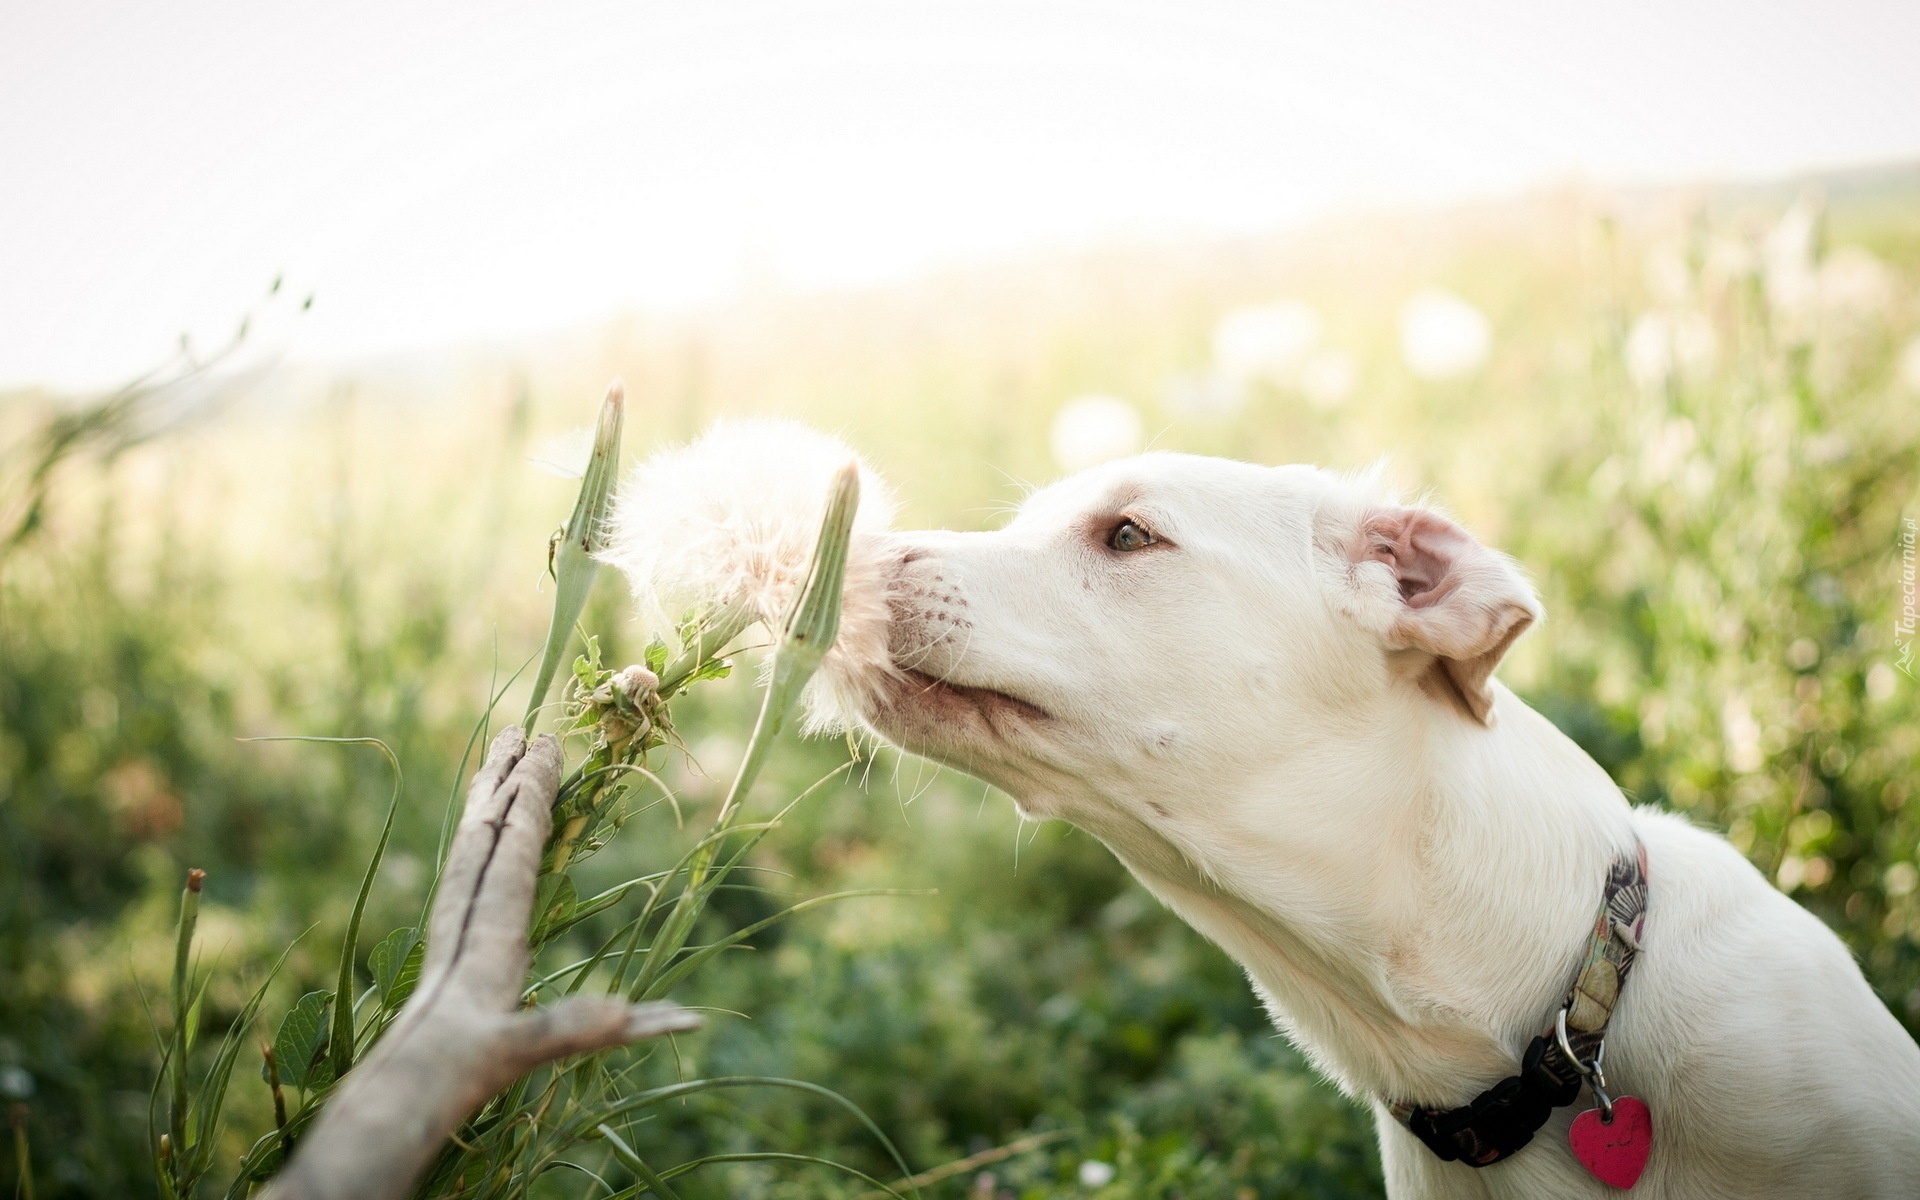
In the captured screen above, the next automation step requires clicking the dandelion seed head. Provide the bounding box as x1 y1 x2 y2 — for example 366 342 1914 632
1299 349 1356 409
1642 417 1699 485
1815 247 1896 319
1704 234 1759 286
1764 197 1821 318
1898 336 1920 392
1720 693 1764 775
1212 301 1322 386
1161 370 1241 420
1643 243 1694 306
1050 395 1143 473
1399 288 1491 381
1625 310 1717 390
599 418 899 730
1884 858 1918 895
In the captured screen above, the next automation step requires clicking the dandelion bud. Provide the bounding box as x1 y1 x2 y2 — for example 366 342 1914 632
610 665 659 703
525 381 625 727
589 664 661 749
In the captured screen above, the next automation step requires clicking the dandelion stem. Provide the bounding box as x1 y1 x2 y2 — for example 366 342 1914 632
716 461 858 826
656 602 754 696
629 464 857 1000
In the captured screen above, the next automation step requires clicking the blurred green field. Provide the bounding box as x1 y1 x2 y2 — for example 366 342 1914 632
3 177 1917 1199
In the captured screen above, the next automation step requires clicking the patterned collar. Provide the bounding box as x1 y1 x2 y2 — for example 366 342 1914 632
1386 841 1650 1167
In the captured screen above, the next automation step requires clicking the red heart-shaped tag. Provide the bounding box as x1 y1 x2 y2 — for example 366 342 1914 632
1569 1095 1653 1189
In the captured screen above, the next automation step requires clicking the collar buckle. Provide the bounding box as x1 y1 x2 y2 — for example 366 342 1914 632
1389 840 1649 1167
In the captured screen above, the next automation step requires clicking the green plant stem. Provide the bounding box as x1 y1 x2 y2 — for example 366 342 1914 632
525 382 624 728
629 464 858 1001
167 868 204 1188
10 1105 33 1200
656 603 755 696
240 736 401 1084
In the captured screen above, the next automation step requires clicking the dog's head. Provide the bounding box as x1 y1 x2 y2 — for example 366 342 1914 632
827 452 1540 831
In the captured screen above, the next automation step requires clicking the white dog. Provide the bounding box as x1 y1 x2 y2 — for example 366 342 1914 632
826 452 1920 1198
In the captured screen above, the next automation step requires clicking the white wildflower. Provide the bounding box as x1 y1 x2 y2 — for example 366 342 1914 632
1703 233 1760 288
1899 336 1920 392
1051 395 1143 473
1643 244 1693 306
1162 371 1242 419
1299 349 1356 409
1399 288 1491 380
598 419 899 730
1212 301 1321 386
1764 197 1821 320
1805 431 1851 466
1815 247 1896 320
1885 861 1919 898
1721 693 1764 775
1786 638 1820 671
1625 311 1717 390
1866 662 1899 703
1077 1160 1117 1187
1776 855 1806 893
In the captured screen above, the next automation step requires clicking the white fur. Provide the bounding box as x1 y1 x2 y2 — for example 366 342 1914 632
829 450 1920 1199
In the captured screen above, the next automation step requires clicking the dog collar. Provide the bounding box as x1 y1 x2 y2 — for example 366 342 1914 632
1387 841 1650 1172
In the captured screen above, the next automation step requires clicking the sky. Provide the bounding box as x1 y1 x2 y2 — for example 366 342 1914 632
3 0 1918 389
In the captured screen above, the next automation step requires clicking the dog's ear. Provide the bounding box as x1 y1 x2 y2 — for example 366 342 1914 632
1341 506 1540 725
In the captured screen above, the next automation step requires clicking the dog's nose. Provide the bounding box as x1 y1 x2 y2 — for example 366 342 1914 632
878 530 970 573
875 536 975 667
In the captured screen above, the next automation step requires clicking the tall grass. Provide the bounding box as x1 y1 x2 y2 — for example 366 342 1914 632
141 390 928 1199
1 182 1914 1197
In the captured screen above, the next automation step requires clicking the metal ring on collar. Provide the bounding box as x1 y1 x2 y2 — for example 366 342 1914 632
1555 1008 1616 1122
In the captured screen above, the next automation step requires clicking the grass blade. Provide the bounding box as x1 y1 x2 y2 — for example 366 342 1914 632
165 868 204 1191
241 735 402 1082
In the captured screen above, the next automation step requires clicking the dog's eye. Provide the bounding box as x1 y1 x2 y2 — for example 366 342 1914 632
1108 520 1155 552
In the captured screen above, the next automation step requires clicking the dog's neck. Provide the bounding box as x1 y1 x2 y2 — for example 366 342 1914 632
1080 682 1637 1105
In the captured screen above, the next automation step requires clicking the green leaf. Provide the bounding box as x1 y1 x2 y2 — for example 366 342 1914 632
182 989 205 1060
332 740 403 1081
369 926 424 1009
643 638 668 675
189 943 296 1183
572 644 603 693
269 991 332 1091
237 735 403 1084
530 873 579 946
576 1076 915 1191
236 1133 283 1183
